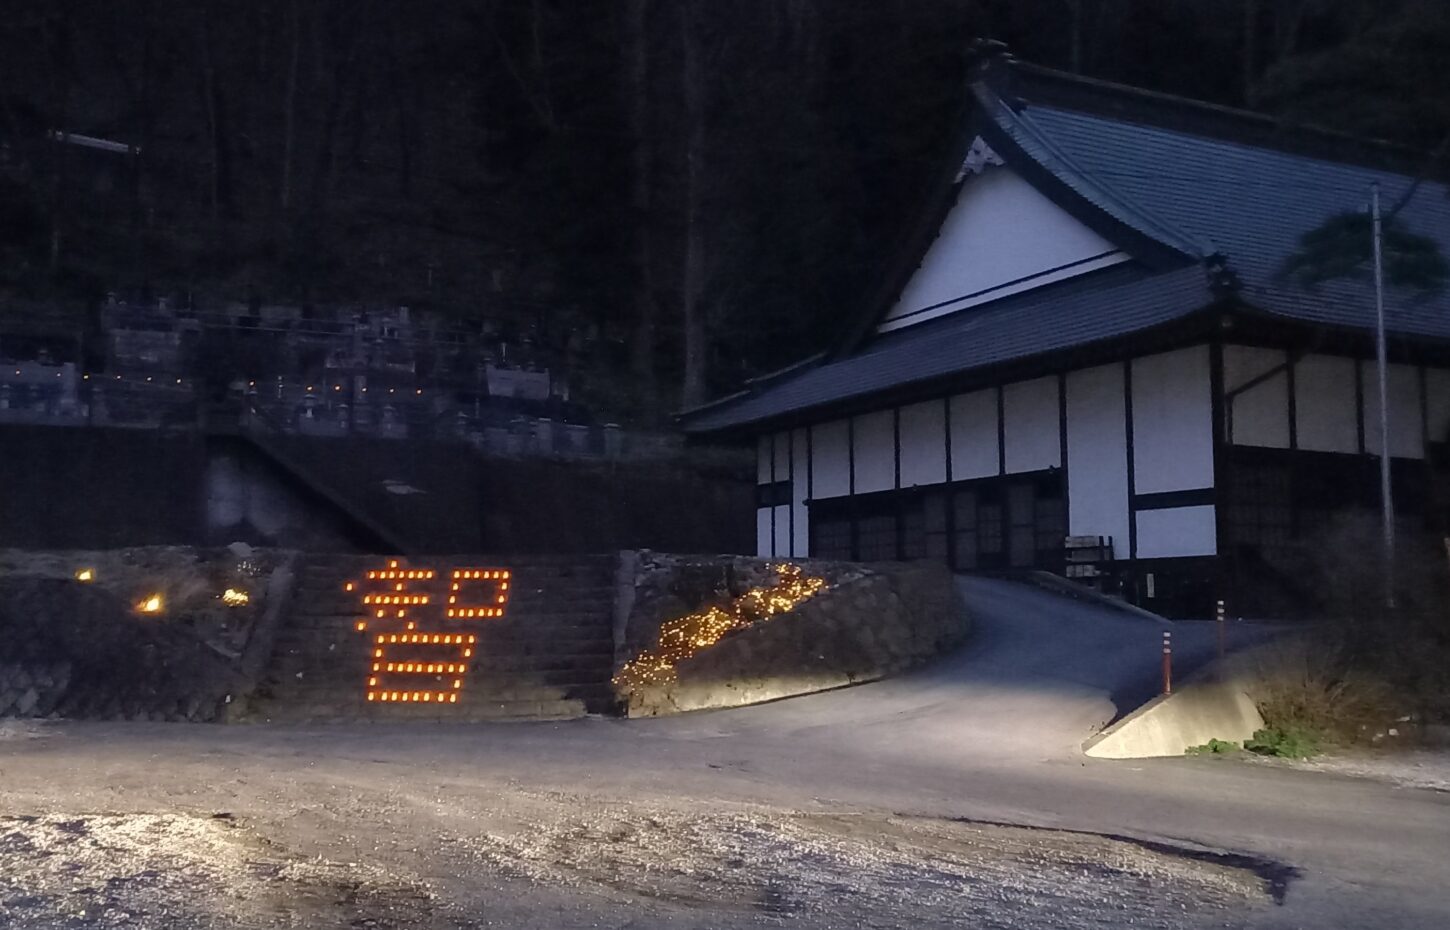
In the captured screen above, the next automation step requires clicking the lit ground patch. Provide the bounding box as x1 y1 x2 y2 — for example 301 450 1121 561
459 800 1278 928
0 813 433 929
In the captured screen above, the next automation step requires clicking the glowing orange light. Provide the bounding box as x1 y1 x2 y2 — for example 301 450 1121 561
74 568 94 583
136 594 163 614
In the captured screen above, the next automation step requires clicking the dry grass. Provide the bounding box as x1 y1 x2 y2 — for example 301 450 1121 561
1245 638 1405 744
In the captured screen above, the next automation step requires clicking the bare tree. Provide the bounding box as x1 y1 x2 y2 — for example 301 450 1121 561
624 0 657 393
679 1 708 409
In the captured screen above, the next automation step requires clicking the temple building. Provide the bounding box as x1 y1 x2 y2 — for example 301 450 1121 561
681 55 1450 618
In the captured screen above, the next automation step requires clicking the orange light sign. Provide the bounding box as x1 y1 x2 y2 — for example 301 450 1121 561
344 563 511 704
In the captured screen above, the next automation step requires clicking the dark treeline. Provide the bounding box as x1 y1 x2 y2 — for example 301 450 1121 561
2 1 1447 419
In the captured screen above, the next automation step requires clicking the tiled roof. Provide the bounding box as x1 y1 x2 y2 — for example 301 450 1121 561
683 263 1210 432
683 67 1450 434
1018 103 1450 341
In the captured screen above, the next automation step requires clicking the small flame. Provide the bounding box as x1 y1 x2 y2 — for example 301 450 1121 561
221 588 250 607
74 568 94 583
137 594 163 614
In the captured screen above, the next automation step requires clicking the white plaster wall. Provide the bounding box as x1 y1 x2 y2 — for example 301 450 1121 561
1361 361 1424 459
1132 346 1214 494
773 505 791 557
756 508 773 557
1135 505 1217 558
810 419 851 498
757 435 772 484
1224 345 1289 449
852 409 896 493
1427 368 1450 445
949 389 999 479
1294 354 1358 453
1066 364 1131 559
880 168 1127 332
791 429 810 556
898 400 947 487
773 431 791 480
1003 376 1061 473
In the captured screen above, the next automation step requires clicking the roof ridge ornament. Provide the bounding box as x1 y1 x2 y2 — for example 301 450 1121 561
956 136 1004 182
1205 252 1242 298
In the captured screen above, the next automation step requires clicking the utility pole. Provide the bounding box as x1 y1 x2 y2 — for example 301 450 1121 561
1371 183 1396 609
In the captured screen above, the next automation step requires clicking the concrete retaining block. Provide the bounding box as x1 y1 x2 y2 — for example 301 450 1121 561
1084 678 1265 759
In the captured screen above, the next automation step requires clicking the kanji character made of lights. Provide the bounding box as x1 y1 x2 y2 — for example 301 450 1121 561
343 560 512 704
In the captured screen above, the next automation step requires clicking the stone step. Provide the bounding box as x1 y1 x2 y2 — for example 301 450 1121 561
251 698 595 723
263 667 617 691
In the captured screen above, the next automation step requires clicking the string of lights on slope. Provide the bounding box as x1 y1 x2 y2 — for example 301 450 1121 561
614 563 828 690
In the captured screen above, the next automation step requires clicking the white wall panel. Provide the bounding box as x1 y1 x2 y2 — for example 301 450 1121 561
791 429 810 556
880 168 1128 332
756 508 772 557
1294 354 1358 453
1427 368 1450 446
1135 505 1217 558
949 389 999 479
810 419 851 499
852 409 896 493
1361 361 1424 459
898 400 947 487
1224 345 1290 449
1066 364 1131 559
756 435 772 484
1003 376 1061 473
772 431 791 480
1132 346 1214 494
773 505 791 557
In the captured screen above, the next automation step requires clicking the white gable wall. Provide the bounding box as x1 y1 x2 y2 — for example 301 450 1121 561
879 167 1128 333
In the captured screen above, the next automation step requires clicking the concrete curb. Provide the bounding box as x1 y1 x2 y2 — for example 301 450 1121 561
1025 572 1171 626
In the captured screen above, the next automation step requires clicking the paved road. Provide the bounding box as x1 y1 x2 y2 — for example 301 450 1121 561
2 577 1446 927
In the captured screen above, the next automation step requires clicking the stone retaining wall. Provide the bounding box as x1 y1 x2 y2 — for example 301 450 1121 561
0 547 295 722
615 554 969 716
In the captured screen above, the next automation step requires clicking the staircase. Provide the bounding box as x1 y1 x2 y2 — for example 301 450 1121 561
249 553 620 722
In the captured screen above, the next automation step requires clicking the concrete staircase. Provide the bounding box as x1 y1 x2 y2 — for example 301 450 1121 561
249 554 620 722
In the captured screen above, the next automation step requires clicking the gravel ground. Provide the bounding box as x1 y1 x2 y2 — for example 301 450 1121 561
0 721 1290 930
1268 749 1450 793
0 813 434 929
459 795 1275 929
0 793 1275 930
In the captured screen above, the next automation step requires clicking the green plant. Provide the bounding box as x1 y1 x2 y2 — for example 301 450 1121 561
1185 738 1240 756
1244 726 1322 759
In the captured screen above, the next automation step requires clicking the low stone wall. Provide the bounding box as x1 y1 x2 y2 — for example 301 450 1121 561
0 546 295 722
615 554 969 716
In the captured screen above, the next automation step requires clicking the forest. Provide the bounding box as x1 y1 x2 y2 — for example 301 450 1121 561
2 0 1448 420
